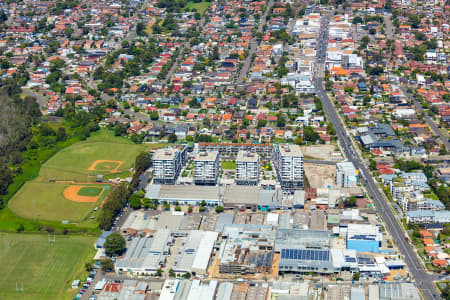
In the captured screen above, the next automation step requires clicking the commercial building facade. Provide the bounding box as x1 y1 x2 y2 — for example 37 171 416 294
236 151 260 185
272 144 304 190
153 146 188 184
336 161 358 188
194 151 220 185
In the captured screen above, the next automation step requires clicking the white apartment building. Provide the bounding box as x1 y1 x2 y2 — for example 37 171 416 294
236 151 260 185
153 146 188 184
336 162 358 188
272 144 304 190
194 151 220 185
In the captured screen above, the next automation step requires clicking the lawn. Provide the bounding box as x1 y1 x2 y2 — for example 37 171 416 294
9 182 111 223
0 233 96 300
185 1 211 14
222 161 236 169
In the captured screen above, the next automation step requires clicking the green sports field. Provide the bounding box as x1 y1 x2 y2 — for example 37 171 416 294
77 186 103 197
8 182 111 223
7 129 163 227
0 233 96 300
39 130 147 182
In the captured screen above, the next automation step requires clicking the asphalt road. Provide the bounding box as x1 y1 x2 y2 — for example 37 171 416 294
21 88 47 110
315 14 440 300
236 0 274 85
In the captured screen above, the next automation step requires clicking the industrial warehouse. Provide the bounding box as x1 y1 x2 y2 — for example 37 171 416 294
111 207 407 283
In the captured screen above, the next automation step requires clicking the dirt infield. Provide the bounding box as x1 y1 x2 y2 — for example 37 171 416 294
88 160 123 173
64 185 103 203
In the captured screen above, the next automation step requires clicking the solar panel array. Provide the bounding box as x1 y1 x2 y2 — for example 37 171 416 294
281 249 330 261
345 256 356 263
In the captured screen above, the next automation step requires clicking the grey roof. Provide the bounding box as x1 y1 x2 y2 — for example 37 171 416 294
277 213 291 229
196 151 219 161
370 123 395 136
146 184 220 203
258 189 282 207
275 229 331 251
351 287 365 300
215 213 235 232
216 282 234 300
379 283 421 300
95 230 113 248
223 185 259 205
360 133 377 146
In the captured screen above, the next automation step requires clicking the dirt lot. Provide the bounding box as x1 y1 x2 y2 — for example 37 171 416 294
301 145 342 160
304 163 336 189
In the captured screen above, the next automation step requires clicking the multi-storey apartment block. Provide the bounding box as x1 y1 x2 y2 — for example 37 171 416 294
194 151 220 185
236 151 260 185
153 146 188 184
272 144 304 190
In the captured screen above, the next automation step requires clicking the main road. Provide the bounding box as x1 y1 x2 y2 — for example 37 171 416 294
315 13 439 300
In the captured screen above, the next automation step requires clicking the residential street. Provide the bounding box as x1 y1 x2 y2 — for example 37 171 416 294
315 13 440 300
236 0 274 85
400 85 449 151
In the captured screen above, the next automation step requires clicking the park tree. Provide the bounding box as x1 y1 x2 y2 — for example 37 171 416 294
104 233 126 257
129 193 142 209
135 152 151 174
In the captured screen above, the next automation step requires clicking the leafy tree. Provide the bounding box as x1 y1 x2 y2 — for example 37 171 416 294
257 119 267 128
294 137 303 145
135 152 151 174
104 233 126 257
150 111 159 120
168 133 177 143
136 22 147 36
352 272 360 281
352 16 363 24
344 196 357 208
85 262 93 272
303 126 320 143
169 268 176 277
215 206 224 213
276 113 286 128
129 194 142 209
100 258 115 272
